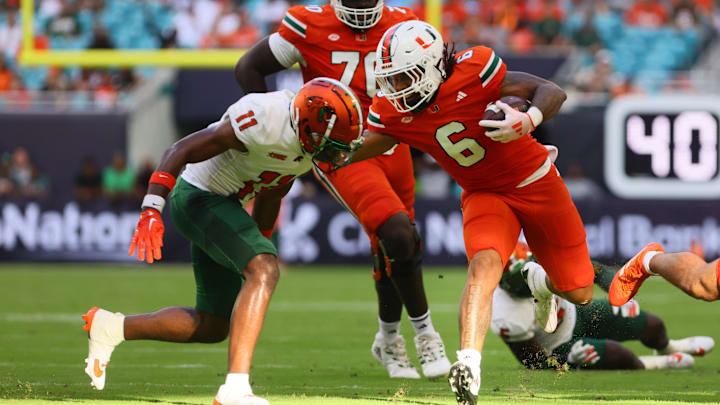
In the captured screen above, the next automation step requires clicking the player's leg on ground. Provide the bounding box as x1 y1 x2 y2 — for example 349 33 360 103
376 212 428 317
448 249 504 405
314 155 449 378
648 254 720 301
593 340 644 369
375 212 450 377
380 150 452 378
605 336 694 369
124 307 229 342
461 249 504 352
369 219 422 379
573 299 698 369
169 179 276 403
227 253 279 372
642 312 716 356
313 161 409 332
371 247 417 378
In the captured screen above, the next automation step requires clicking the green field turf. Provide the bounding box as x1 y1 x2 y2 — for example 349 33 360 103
0 263 719 405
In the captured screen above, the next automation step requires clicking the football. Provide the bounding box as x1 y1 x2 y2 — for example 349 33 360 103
482 96 532 123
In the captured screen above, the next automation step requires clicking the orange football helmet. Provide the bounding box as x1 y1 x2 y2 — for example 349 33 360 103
291 77 364 172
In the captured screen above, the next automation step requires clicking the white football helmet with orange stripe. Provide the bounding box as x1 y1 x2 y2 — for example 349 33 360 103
375 21 446 113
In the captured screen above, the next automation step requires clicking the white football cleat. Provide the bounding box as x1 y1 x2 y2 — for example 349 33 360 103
448 360 480 405
82 307 125 390
414 331 452 378
523 262 558 333
214 384 269 405
665 352 695 369
371 333 420 379
657 336 715 356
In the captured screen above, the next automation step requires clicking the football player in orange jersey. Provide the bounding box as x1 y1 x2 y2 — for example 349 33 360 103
235 0 451 379
353 21 595 405
609 243 720 304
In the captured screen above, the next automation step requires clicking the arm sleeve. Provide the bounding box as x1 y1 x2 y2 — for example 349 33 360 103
268 32 305 69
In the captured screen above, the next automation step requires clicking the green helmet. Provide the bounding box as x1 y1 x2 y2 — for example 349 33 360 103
498 255 537 298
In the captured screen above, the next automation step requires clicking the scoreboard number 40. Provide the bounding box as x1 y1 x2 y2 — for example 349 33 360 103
605 95 720 199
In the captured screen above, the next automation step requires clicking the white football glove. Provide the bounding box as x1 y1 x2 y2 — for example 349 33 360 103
479 101 540 143
567 340 600 366
612 299 640 318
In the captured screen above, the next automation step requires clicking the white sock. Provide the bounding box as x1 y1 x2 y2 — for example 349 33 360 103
639 355 668 370
94 308 125 346
643 251 662 275
657 339 685 355
225 373 252 395
408 310 436 336
457 349 481 368
378 318 401 340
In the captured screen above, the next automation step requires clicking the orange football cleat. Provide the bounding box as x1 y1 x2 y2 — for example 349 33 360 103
609 243 664 306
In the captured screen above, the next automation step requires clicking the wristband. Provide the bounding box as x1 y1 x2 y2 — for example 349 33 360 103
149 172 177 191
526 106 543 130
142 194 166 213
260 229 273 239
716 260 720 288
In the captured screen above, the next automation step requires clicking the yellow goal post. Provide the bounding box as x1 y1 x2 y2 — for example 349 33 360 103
19 0 442 68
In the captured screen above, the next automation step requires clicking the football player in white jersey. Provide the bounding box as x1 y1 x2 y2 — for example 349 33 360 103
491 243 714 372
80 78 364 405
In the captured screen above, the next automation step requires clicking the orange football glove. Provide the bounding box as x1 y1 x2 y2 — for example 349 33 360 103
128 208 164 263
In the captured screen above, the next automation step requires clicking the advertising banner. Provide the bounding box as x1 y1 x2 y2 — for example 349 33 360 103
2 196 718 266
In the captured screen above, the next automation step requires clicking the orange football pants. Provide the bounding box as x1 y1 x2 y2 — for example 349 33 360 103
461 166 593 292
314 144 415 277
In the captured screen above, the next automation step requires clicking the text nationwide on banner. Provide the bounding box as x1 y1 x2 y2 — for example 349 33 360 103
1 197 719 264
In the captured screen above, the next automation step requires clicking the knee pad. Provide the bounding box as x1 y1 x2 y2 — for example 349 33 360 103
373 225 422 278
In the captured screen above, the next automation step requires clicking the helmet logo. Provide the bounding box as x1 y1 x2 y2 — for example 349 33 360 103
328 33 340 41
415 37 431 49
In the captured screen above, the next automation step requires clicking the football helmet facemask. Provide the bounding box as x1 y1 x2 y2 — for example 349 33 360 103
331 0 384 30
291 77 364 172
375 21 446 113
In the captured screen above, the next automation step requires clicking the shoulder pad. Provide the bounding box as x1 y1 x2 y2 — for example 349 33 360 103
455 46 504 88
383 6 417 22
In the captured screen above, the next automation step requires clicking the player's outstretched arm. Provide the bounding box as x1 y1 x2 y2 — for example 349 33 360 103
350 131 399 163
505 339 555 370
252 179 295 238
234 36 287 94
128 120 246 263
500 71 567 122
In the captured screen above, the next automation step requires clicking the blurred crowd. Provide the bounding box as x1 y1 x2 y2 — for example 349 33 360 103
0 0 717 106
428 0 717 94
0 146 156 208
72 152 155 206
0 147 50 199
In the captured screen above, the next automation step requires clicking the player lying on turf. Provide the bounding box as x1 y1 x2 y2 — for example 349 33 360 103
82 78 364 405
492 243 715 371
610 243 720 304
234 0 451 379
351 20 596 405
